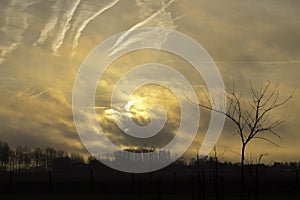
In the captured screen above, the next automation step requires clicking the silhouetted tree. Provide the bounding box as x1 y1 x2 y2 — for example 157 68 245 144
45 147 57 171
111 146 172 165
69 152 84 164
0 141 10 171
0 142 90 171
16 146 24 170
57 149 67 158
88 155 96 164
8 149 16 171
14 145 32 171
32 147 44 171
22 146 32 170
174 157 186 166
197 81 293 198
212 146 226 178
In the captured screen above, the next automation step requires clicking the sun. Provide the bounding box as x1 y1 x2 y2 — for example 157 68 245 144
124 97 151 126
124 98 143 112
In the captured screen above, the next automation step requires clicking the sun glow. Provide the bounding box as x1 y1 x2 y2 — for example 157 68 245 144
124 98 144 112
124 97 151 125
102 85 179 128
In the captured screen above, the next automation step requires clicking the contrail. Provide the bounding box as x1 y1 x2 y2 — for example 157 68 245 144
70 0 120 55
11 88 52 100
107 27 175 57
51 0 81 53
107 33 145 56
108 0 176 54
1 43 19 58
34 1 61 46
0 0 40 64
92 106 108 109
32 88 53 99
10 88 31 100
174 13 187 22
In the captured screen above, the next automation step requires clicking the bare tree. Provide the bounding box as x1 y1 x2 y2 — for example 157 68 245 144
212 146 226 178
0 141 10 171
57 149 67 158
197 81 293 196
16 146 23 170
69 152 84 164
8 149 16 171
22 146 32 170
32 147 44 172
45 147 57 171
15 145 32 171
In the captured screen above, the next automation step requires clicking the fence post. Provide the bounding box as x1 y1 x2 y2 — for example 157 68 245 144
48 170 52 194
296 169 299 193
9 170 12 193
131 173 135 193
255 167 258 200
157 180 161 200
90 170 94 193
221 175 224 199
192 177 195 200
197 171 201 200
173 171 176 193
214 172 219 200
150 172 153 197
202 172 206 200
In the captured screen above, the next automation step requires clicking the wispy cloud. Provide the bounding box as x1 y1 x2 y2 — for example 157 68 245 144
51 0 81 53
11 88 53 100
70 0 120 56
34 1 61 46
34 0 81 54
34 0 120 55
108 0 177 56
31 88 53 100
0 0 40 64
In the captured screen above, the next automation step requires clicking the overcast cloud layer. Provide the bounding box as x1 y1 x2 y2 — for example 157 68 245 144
0 0 299 163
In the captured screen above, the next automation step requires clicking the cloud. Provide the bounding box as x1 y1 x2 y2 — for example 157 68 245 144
0 0 40 64
108 0 176 56
50 0 81 53
69 0 120 55
34 0 81 53
33 1 60 46
0 0 299 163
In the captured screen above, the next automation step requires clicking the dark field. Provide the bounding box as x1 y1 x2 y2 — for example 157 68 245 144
1 162 300 200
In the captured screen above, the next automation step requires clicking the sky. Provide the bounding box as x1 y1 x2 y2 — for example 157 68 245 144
0 0 300 164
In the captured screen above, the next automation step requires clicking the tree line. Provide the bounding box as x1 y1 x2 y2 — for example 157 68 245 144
0 141 84 172
1 139 300 173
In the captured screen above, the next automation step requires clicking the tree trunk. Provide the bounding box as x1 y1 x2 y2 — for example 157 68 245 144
241 144 246 199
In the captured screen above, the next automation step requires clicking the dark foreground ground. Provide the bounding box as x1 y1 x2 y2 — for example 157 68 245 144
1 193 300 200
1 163 300 200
